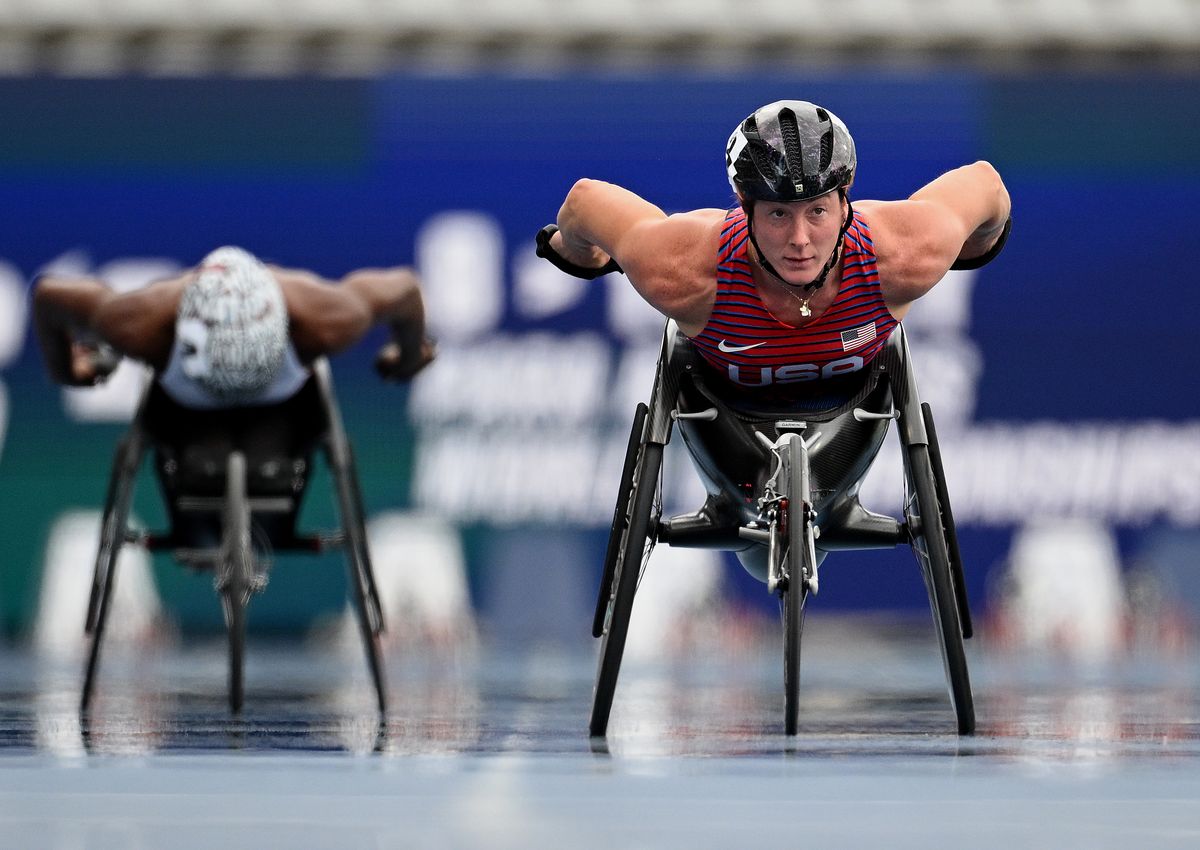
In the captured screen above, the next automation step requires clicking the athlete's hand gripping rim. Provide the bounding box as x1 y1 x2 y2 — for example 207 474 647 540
535 225 624 280
70 339 122 386
373 336 437 382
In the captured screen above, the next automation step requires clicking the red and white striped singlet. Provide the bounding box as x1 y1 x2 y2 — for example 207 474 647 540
690 207 898 392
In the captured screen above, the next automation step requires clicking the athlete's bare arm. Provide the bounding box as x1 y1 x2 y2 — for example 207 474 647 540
859 161 1011 311
37 263 434 386
273 266 434 380
33 275 115 385
33 273 186 384
552 178 726 335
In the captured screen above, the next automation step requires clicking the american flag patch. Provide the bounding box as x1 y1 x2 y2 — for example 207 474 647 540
841 322 877 351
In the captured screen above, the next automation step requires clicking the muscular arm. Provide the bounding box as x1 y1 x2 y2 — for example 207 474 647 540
275 266 434 378
33 275 112 384
863 161 1011 310
553 178 723 334
36 261 435 385
33 274 183 383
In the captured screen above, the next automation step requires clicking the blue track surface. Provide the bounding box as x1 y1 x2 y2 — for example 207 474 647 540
1 616 1198 849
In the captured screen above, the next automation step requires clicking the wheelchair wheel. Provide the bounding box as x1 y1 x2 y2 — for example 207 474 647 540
337 442 388 714
220 451 253 714
345 461 386 715
904 438 975 736
594 403 649 638
781 434 813 737
590 438 663 738
923 403 972 639
81 432 142 711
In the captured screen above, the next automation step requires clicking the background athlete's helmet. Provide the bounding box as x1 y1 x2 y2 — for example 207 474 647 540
175 246 288 402
726 100 856 203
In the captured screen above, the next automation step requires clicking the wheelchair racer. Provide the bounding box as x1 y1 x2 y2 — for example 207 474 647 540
34 247 436 531
544 100 1010 399
543 100 1011 581
33 245 435 399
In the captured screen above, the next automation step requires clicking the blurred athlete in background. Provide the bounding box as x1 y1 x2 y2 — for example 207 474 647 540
34 247 435 519
34 245 435 398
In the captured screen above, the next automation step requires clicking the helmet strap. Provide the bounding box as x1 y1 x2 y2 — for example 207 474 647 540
744 192 854 313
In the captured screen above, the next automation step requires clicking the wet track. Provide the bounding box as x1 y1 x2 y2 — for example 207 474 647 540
1 615 1199 849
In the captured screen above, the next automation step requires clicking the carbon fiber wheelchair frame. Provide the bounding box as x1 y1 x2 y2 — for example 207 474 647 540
592 321 974 737
80 358 387 714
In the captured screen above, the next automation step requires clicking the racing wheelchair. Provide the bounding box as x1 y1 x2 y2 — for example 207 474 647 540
80 358 387 714
536 227 975 738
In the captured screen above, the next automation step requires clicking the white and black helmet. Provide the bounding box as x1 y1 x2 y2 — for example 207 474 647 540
175 246 288 403
726 100 856 203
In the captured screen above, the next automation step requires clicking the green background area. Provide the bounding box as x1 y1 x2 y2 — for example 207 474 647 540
0 367 420 638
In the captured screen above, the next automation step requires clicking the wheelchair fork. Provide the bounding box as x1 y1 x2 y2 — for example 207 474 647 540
755 428 822 596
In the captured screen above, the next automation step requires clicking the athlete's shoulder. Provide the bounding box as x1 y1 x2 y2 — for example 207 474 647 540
647 206 728 239
851 198 905 230
658 207 729 249
617 208 726 335
620 207 725 277
850 199 956 298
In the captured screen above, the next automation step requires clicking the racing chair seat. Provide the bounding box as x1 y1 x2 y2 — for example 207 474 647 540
141 375 327 549
663 327 904 556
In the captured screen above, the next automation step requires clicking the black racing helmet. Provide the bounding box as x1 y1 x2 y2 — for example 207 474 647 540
726 100 856 203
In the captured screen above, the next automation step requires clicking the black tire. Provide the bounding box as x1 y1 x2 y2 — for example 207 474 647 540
345 548 387 715
329 439 388 714
782 435 812 737
224 586 247 715
81 434 141 712
81 544 119 713
590 440 663 738
345 483 388 713
594 403 649 638
221 451 252 715
344 443 385 636
922 403 972 639
905 442 975 735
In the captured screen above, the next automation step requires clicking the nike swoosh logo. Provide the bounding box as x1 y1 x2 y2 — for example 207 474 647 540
717 339 766 353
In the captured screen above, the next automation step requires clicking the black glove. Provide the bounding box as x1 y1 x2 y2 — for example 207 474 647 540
374 337 436 382
535 225 623 280
951 216 1011 271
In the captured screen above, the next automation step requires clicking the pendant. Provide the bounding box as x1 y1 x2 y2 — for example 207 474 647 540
799 300 812 318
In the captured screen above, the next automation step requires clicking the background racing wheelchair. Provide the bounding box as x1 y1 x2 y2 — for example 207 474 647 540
81 358 387 714
538 226 974 739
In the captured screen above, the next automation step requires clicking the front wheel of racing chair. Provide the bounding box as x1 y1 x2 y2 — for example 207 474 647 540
217 451 255 714
779 433 816 737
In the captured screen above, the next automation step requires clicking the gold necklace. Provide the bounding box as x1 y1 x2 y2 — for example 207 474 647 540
774 278 815 318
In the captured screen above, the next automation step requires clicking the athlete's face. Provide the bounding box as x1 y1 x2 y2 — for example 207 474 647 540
752 192 846 284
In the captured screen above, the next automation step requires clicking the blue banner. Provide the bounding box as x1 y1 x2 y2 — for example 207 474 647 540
1 70 1197 637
